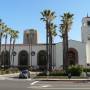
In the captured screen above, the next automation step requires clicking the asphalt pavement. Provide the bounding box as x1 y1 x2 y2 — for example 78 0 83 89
0 72 90 90
0 78 89 90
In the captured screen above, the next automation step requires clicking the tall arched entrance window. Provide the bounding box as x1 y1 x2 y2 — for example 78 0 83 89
68 48 78 66
37 50 47 70
18 50 28 69
1 50 10 68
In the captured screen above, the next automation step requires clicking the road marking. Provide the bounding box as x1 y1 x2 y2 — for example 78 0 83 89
56 84 90 87
42 85 51 88
27 87 90 90
46 88 90 90
30 81 39 85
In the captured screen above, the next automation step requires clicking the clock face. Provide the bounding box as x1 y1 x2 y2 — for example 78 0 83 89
88 37 90 40
83 22 86 26
88 34 90 40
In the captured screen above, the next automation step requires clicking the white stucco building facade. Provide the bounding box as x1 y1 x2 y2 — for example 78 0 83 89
1 16 90 69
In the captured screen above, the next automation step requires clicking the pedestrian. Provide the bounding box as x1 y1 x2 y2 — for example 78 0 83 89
68 72 71 79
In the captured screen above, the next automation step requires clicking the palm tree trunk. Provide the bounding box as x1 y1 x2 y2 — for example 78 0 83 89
49 31 52 71
66 29 69 68
63 34 65 70
9 36 12 67
12 39 15 67
63 27 68 70
4 34 7 68
46 21 49 72
5 34 7 52
0 35 2 67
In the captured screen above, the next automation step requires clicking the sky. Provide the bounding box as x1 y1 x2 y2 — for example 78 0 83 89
0 0 90 44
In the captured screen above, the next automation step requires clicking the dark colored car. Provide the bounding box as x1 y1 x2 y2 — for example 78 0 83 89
19 69 30 79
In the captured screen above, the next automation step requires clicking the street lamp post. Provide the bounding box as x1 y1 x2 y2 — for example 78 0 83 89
0 32 2 67
25 31 31 70
0 19 2 67
31 43 32 67
30 34 33 67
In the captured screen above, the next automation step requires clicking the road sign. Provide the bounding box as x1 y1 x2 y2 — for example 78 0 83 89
31 51 35 56
12 51 17 56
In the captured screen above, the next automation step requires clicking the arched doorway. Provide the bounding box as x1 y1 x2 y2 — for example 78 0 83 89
1 50 10 68
37 50 47 70
18 50 28 69
68 48 78 66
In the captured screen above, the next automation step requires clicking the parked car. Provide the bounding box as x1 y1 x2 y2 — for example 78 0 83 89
19 69 30 79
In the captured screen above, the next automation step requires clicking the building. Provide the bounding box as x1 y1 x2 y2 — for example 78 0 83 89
1 16 90 69
23 29 37 44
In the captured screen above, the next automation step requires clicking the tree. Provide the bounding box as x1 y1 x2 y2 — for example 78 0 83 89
8 29 14 67
0 19 7 67
41 9 56 72
60 12 73 70
12 30 19 67
49 23 57 70
3 26 10 68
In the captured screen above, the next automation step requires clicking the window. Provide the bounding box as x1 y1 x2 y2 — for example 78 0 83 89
87 21 90 26
88 36 90 40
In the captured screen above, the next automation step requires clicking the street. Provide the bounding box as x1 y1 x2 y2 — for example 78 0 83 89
0 76 90 90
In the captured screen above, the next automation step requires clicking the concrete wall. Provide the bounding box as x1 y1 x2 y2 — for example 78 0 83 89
69 40 86 66
1 44 56 67
1 40 87 68
55 40 86 68
86 42 90 64
55 42 63 68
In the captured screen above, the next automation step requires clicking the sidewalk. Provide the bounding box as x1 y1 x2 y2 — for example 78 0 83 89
0 73 19 77
0 71 39 78
0 72 90 82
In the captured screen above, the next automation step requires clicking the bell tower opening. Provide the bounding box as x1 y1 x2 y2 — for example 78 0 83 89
81 16 90 43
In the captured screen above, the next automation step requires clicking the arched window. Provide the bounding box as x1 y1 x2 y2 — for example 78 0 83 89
18 50 28 69
37 50 47 70
1 50 10 68
68 48 78 66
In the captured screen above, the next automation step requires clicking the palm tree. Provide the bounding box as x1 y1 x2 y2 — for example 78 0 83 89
12 30 19 67
49 23 57 70
8 29 14 67
0 20 6 67
3 26 10 68
60 12 73 70
41 9 56 72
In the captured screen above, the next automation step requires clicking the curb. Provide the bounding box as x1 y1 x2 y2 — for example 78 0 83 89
34 78 90 81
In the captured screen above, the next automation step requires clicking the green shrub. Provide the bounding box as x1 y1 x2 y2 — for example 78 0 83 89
5 70 9 74
67 65 82 76
83 68 90 72
37 72 47 76
0 68 19 75
49 71 66 76
37 70 66 76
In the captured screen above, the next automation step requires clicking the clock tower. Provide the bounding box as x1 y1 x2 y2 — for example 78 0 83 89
81 16 90 43
81 16 90 64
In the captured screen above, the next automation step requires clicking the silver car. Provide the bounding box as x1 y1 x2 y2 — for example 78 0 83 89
19 69 30 79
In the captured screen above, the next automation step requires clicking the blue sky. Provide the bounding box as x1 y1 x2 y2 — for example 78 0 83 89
0 0 90 44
